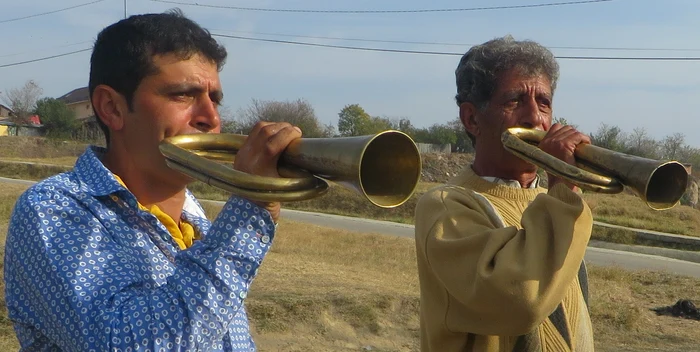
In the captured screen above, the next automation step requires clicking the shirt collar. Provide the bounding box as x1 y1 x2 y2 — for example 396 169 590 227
480 174 541 189
74 146 208 219
74 146 128 197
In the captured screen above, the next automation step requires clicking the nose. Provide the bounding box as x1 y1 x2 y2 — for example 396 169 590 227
191 97 221 133
518 96 545 130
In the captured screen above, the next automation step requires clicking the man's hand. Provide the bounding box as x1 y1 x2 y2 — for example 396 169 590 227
233 121 302 222
537 123 591 191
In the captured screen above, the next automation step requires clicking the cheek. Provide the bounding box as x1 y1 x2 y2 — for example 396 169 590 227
143 102 193 134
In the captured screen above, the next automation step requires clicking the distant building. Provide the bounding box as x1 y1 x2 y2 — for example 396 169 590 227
0 103 13 119
0 119 43 137
58 87 94 121
58 86 101 141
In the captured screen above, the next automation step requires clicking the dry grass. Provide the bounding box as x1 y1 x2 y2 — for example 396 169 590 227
0 184 33 351
246 220 420 351
0 136 90 159
0 183 698 351
588 266 700 352
584 192 700 236
0 160 72 181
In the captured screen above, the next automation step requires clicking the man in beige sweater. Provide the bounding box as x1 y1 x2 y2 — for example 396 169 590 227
414 35 595 352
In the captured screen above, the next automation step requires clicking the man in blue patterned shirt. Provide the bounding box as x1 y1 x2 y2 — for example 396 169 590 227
4 10 300 351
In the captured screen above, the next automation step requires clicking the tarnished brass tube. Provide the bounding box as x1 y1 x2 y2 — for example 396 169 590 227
502 127 688 210
159 130 422 208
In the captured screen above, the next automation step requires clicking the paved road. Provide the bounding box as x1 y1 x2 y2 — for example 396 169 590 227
225 201 700 279
3 176 699 278
0 176 37 186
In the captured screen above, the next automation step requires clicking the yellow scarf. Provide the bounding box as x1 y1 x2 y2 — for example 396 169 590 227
113 175 197 250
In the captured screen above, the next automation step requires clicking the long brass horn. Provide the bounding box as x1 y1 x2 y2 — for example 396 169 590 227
502 127 689 211
159 130 422 208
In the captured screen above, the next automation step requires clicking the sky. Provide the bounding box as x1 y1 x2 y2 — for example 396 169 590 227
2 0 700 146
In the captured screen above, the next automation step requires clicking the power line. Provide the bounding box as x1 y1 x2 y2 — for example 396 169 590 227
4 34 700 69
0 41 93 58
214 29 700 52
212 33 700 61
0 0 107 24
150 0 614 14
0 49 91 68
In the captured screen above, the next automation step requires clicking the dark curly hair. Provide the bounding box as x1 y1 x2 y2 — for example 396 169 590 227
88 9 227 144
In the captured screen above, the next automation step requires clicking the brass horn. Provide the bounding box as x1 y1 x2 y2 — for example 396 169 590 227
502 127 689 210
159 130 422 208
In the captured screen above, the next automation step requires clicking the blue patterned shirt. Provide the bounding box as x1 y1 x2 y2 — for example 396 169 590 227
4 146 276 351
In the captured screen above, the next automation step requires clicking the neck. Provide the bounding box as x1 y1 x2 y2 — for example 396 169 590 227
471 151 538 188
102 145 187 222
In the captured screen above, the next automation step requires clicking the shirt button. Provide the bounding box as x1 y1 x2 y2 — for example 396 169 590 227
260 235 270 244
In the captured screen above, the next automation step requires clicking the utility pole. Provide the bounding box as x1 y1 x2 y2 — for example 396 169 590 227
124 0 127 18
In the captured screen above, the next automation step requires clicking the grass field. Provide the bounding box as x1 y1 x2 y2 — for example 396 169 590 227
0 182 698 351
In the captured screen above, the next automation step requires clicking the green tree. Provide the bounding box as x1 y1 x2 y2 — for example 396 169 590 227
425 124 457 145
390 117 417 137
448 117 474 153
34 97 79 138
360 116 393 135
337 104 371 136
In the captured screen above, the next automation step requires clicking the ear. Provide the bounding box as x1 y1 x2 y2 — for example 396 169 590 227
91 85 128 132
459 102 479 136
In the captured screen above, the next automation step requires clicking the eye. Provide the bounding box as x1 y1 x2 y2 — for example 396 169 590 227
210 96 222 107
505 98 519 108
171 92 192 100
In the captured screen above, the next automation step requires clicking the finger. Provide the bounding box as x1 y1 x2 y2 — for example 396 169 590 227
578 133 592 144
247 121 275 137
543 124 571 139
265 125 302 155
550 129 580 143
547 124 574 136
261 122 292 133
542 127 576 144
557 130 590 145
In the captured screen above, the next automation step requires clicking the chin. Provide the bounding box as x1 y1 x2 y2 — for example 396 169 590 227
167 167 196 185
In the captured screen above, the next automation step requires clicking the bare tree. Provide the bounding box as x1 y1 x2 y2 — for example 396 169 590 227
553 116 578 130
590 123 626 152
661 132 685 160
625 127 660 159
236 98 333 138
218 105 234 121
0 80 43 123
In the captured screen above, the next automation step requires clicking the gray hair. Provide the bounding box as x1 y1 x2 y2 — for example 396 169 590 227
455 35 559 109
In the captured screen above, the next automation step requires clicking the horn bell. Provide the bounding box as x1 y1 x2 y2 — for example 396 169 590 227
159 130 422 208
502 127 689 211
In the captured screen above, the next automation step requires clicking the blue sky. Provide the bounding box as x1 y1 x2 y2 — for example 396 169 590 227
2 0 700 146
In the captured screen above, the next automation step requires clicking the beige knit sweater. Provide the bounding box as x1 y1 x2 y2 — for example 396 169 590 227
414 165 595 352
